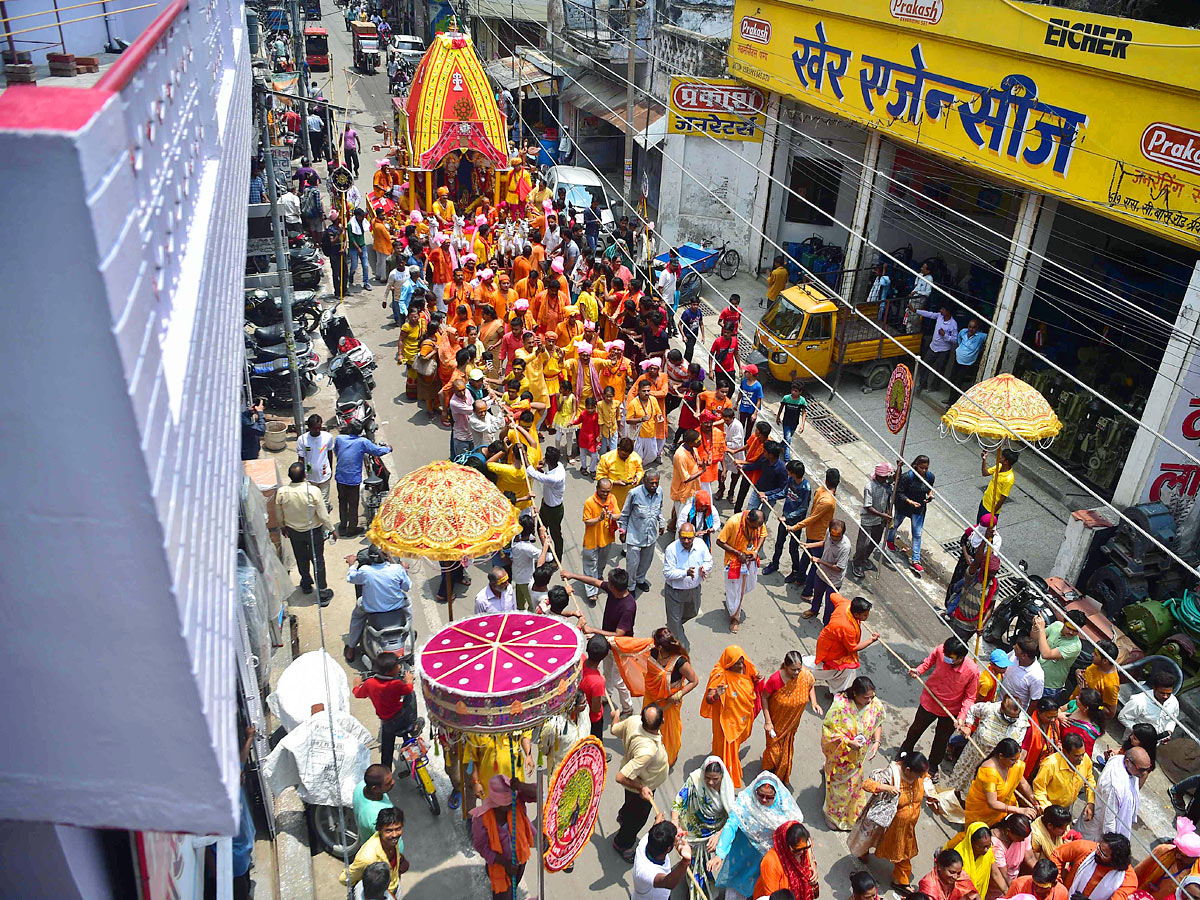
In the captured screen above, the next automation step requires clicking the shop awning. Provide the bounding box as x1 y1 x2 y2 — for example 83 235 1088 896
484 54 557 98
560 73 666 149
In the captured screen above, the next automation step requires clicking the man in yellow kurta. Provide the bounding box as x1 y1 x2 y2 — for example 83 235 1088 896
431 185 456 225
462 731 533 798
624 380 664 464
1032 734 1096 812
502 156 532 212
596 437 644 510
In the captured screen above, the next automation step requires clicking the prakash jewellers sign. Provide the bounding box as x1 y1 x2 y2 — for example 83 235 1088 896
889 0 942 25
668 76 767 142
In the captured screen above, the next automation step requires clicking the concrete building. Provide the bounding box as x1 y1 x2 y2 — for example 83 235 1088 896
722 0 1200 513
0 0 253 893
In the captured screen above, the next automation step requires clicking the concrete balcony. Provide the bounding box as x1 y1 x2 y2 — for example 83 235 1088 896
0 0 252 835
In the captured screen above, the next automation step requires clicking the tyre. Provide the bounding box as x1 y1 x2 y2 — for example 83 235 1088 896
717 248 741 280
862 362 890 392
306 804 358 858
297 309 320 333
425 787 441 816
679 271 700 301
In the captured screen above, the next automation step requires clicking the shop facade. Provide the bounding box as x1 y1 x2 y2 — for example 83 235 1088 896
729 0 1200 507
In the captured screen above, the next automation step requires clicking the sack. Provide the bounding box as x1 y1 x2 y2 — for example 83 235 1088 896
413 352 437 377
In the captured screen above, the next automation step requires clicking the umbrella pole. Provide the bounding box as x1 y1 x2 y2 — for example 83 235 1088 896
536 762 546 900
445 563 456 621
975 456 1001 655
509 735 520 900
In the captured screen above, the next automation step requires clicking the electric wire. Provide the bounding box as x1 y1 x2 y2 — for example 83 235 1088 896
467 13 1200 772
539 21 1200 546
495 67 1189 896
553 2 1200 351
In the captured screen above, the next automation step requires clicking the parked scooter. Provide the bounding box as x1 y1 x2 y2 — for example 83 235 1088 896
245 288 322 333
245 331 319 366
318 303 355 354
329 353 376 437
249 357 317 408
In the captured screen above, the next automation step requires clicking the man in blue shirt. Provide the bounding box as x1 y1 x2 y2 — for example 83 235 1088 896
241 400 266 460
333 423 391 535
763 459 810 579
620 474 665 593
741 440 788 514
583 197 602 253
344 545 412 662
679 296 705 362
950 318 987 401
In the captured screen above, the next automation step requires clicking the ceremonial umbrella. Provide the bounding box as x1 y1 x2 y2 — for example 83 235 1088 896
367 460 521 620
940 373 1062 648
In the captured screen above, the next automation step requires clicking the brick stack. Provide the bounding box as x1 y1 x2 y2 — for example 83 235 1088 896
3 49 35 85
47 52 77 78
76 55 100 74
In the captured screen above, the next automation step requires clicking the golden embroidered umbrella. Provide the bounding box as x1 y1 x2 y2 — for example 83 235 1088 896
367 461 521 619
940 373 1062 448
939 373 1061 650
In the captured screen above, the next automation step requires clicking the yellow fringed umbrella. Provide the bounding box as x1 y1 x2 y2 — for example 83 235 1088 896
940 373 1062 448
368 460 521 619
940 373 1062 650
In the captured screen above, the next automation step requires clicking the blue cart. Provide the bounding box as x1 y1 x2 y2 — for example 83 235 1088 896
657 238 742 304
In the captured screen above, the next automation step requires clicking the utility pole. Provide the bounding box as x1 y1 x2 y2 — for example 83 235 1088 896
259 111 306 430
290 0 312 161
623 0 636 210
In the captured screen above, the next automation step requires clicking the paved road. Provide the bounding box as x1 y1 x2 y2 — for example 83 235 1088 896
270 12 1174 898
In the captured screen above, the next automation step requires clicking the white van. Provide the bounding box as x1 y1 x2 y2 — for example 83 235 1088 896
545 165 617 232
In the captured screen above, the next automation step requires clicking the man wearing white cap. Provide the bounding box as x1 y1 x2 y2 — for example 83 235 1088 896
849 462 894 581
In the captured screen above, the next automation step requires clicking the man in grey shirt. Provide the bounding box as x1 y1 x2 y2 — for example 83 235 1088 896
850 462 894 580
801 518 851 624
620 474 664 593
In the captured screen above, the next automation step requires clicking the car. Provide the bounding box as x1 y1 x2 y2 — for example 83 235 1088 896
544 165 617 233
390 33 425 65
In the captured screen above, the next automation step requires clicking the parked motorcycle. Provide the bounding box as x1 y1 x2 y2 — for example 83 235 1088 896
248 357 317 408
289 246 326 291
245 288 322 333
981 560 1057 649
245 331 318 366
361 455 390 524
329 353 376 437
318 303 355 354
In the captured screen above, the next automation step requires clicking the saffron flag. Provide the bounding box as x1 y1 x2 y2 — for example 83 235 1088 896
610 637 653 697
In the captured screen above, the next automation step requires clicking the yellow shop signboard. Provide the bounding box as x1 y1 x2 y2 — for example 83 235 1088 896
727 0 1200 248
667 76 767 143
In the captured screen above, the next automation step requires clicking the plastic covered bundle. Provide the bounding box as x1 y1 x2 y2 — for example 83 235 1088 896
237 552 272 690
261 710 372 806
267 649 352 733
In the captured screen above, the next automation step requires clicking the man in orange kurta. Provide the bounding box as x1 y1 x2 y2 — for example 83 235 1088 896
700 645 760 788
669 431 705 530
1051 839 1138 900
813 594 878 695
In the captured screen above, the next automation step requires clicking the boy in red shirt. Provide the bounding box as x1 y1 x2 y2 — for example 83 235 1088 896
579 634 609 739
353 652 417 769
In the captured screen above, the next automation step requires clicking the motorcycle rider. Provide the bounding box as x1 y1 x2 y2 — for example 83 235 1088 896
344 545 412 664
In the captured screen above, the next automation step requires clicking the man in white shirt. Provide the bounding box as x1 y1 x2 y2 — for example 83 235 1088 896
526 445 567 558
867 262 892 322
474 566 516 614
307 111 326 161
632 821 691 900
510 513 552 612
717 406 745 502
468 399 505 449
661 524 712 652
279 188 303 234
296 414 336 506
1005 636 1045 709
544 219 563 257
911 261 934 302
1118 670 1180 741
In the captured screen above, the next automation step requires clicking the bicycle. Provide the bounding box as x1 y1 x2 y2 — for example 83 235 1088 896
701 236 741 281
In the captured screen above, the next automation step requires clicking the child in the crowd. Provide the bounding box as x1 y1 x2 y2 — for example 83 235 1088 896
597 384 619 454
552 378 579 458
536 584 584 626
575 395 600 475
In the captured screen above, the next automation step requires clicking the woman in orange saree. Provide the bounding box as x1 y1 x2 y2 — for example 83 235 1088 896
700 645 761 788
760 651 822 786
643 627 699 767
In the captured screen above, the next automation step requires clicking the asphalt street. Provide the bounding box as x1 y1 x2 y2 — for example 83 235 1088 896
272 12 1174 898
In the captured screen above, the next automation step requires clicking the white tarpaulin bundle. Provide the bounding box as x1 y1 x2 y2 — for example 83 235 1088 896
262 710 373 806
268 649 352 732
262 649 372 806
